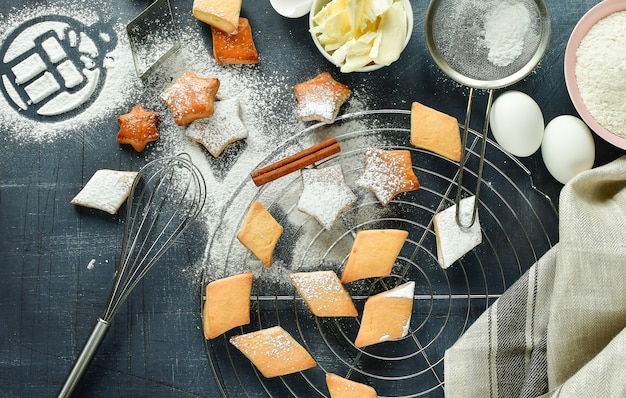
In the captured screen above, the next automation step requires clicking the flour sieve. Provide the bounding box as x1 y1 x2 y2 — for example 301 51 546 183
425 0 550 227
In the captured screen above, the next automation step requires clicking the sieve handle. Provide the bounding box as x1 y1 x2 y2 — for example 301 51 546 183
455 88 494 228
58 318 111 398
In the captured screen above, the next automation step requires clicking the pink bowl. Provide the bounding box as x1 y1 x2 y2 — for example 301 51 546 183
564 0 626 149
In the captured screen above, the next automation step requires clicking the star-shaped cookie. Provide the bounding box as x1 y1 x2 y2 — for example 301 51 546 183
297 165 356 230
294 72 351 123
116 104 159 152
185 97 248 157
161 71 220 126
355 148 420 205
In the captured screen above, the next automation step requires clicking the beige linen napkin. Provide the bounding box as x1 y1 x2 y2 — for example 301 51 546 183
444 155 626 397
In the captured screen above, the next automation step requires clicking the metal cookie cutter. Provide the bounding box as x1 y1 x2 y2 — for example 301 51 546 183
127 0 181 80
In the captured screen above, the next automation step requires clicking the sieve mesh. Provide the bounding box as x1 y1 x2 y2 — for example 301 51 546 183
427 0 548 88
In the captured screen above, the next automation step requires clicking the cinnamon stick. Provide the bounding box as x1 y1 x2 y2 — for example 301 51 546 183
251 137 341 186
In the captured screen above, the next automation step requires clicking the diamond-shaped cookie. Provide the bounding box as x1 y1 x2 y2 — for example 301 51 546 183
211 17 259 64
354 281 415 347
410 101 461 161
203 272 253 339
230 326 317 378
341 229 408 284
433 196 482 269
71 169 138 214
237 202 283 268
326 373 377 398
290 271 357 317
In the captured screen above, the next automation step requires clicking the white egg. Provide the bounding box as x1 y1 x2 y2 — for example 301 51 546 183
541 115 595 184
489 91 544 157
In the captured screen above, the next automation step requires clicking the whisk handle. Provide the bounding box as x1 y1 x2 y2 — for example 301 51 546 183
58 318 110 398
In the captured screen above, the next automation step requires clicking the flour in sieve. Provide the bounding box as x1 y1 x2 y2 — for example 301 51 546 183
482 2 530 67
576 10 626 138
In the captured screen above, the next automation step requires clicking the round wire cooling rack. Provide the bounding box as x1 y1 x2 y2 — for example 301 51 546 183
201 109 558 397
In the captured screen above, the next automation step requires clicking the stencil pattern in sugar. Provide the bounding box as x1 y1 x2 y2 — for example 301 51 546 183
0 15 118 120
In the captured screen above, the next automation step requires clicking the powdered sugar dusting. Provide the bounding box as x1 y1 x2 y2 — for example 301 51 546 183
185 96 247 157
0 2 378 287
294 72 351 123
0 3 140 142
229 325 315 376
70 169 138 214
230 328 295 355
356 148 419 205
383 281 415 299
289 270 356 316
482 2 530 67
297 165 356 230
433 195 482 269
290 271 343 300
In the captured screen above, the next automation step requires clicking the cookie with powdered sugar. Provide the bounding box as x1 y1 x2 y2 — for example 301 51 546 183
356 148 420 206
354 281 415 348
294 72 351 123
71 169 138 214
433 196 482 269
186 97 248 157
289 271 357 317
161 71 220 126
229 326 317 378
297 165 356 230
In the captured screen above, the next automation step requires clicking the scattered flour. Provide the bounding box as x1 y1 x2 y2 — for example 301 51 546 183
0 3 142 137
0 2 377 285
576 10 626 138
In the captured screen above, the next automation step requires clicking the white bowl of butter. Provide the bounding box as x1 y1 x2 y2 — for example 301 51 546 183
309 0 413 73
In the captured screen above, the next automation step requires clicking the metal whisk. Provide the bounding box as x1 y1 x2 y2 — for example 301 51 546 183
58 154 206 397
